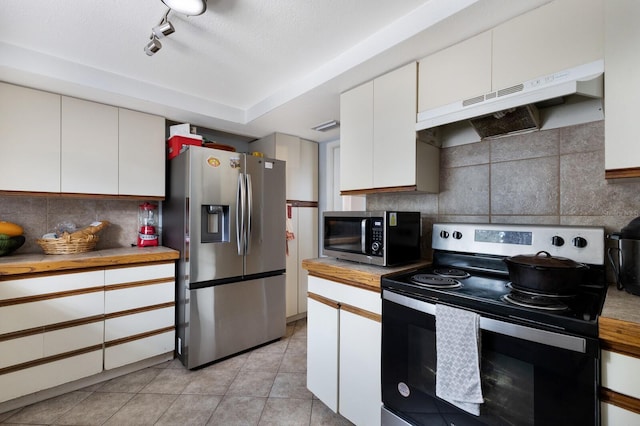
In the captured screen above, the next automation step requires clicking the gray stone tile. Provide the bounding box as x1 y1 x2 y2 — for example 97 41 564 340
242 351 285 372
226 370 277 398
182 368 238 395
102 393 178 426
491 157 559 215
3 391 91 424
96 367 162 393
560 120 604 154
490 129 559 162
366 192 438 214
310 399 353 426
491 215 559 225
258 397 312 426
139 367 194 394
0 408 21 423
286 337 307 354
54 392 134 425
253 338 290 355
279 351 307 373
155 394 222 426
207 396 266 426
441 140 490 168
439 165 490 215
560 150 608 216
269 372 313 399
206 352 249 372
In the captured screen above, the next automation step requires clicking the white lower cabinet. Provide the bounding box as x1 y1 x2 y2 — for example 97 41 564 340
307 276 381 426
601 349 640 425
0 261 176 404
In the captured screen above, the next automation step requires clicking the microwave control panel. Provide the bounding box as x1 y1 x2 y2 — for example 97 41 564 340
371 218 384 255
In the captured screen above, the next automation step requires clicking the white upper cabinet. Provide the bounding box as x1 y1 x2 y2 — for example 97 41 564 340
340 80 374 192
0 83 61 192
492 0 604 90
418 31 492 112
118 108 166 197
0 83 166 197
340 62 439 194
604 0 640 177
61 97 119 194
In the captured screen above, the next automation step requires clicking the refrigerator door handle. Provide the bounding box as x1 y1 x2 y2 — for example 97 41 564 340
246 173 253 254
236 173 246 255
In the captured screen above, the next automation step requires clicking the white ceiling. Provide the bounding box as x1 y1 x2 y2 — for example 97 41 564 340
0 0 549 143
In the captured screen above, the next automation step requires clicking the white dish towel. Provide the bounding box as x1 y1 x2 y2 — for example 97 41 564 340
435 303 484 416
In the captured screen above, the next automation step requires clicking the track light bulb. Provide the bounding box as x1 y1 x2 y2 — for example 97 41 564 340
152 21 175 39
144 37 162 56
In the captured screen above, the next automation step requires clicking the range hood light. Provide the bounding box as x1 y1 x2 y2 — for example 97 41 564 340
161 0 207 16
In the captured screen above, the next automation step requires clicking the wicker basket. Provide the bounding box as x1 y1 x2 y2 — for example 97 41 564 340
36 221 109 255
36 234 99 255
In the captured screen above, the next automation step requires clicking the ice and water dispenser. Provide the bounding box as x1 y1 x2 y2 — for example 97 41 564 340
201 205 229 243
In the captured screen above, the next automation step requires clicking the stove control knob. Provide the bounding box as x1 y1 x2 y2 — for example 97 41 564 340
572 236 588 248
452 231 463 240
439 230 449 239
551 236 565 247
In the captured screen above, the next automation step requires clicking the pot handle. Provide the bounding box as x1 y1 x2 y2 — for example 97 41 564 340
607 246 623 291
535 251 551 257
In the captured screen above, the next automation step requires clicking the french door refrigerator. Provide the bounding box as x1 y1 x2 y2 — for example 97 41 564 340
164 145 286 369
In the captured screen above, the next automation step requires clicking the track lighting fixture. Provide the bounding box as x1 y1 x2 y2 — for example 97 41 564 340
161 0 207 16
144 10 174 56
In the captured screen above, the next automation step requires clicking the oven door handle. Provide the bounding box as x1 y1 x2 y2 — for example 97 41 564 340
383 290 587 353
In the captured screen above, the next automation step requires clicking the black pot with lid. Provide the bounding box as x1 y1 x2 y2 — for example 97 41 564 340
608 216 640 295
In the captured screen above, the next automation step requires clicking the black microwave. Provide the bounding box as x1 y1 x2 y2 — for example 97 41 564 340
322 211 421 266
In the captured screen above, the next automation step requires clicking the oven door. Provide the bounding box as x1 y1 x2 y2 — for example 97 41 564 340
381 290 600 426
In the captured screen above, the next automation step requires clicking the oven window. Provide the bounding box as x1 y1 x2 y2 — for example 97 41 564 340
382 298 598 426
407 325 534 426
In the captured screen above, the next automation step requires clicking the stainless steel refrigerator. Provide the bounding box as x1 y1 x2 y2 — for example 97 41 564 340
164 145 286 369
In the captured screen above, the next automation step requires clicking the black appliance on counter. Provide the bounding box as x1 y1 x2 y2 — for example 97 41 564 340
381 223 607 426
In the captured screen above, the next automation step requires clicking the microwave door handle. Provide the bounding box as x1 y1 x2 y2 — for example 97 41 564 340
361 219 368 254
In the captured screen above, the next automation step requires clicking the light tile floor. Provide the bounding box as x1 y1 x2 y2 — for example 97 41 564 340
0 319 353 426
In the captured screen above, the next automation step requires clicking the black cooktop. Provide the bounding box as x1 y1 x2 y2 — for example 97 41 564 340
382 258 607 338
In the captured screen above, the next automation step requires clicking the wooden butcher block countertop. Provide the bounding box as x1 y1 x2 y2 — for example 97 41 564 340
0 246 179 277
302 256 430 292
600 285 640 357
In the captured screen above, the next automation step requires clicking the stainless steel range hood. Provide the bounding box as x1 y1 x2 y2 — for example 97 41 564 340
416 60 604 141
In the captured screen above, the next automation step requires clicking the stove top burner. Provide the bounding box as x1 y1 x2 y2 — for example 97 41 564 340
410 274 462 289
433 268 470 279
506 282 576 299
501 291 569 311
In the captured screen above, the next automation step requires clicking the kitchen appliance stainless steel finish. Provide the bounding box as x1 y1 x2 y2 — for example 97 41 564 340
609 216 640 296
322 211 421 266
164 146 286 369
381 223 607 426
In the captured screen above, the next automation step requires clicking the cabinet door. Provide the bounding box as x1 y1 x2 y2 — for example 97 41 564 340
297 207 317 314
418 31 492 112
61 97 118 194
601 402 640 426
295 139 318 202
307 296 339 412
0 83 61 192
339 309 382 426
373 62 418 189
285 206 299 318
492 0 604 90
604 0 640 173
118 108 165 197
340 81 374 191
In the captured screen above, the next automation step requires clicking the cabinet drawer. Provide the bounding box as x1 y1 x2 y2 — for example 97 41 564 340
105 263 174 284
601 401 640 426
0 292 104 335
308 276 381 315
105 306 174 342
0 350 102 404
0 270 104 300
602 350 640 398
43 322 103 357
105 282 174 313
104 330 175 370
0 334 43 369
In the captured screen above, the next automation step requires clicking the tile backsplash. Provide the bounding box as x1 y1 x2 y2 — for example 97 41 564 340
0 196 142 254
367 120 640 258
